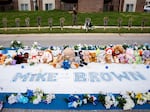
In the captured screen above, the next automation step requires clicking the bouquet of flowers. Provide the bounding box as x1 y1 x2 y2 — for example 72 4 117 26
7 88 55 105
10 40 23 49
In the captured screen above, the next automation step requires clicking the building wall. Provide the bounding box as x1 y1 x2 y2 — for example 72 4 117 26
78 0 104 12
145 0 150 5
55 0 61 9
42 0 55 10
123 0 137 12
13 0 18 10
136 0 145 12
18 0 31 11
112 0 120 11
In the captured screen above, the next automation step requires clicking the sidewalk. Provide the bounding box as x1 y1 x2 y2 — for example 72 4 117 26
0 25 150 30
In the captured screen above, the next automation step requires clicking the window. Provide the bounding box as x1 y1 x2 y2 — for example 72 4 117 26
126 4 133 12
21 4 28 11
45 3 53 11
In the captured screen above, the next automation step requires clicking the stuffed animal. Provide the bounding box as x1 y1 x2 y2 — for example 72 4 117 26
134 50 142 64
82 50 91 63
118 54 126 64
40 50 53 64
52 53 64 68
53 48 79 69
12 51 29 64
76 51 87 67
28 48 40 64
112 45 125 63
0 54 7 65
96 50 105 64
142 50 150 65
23 52 29 63
13 54 24 64
125 48 135 64
89 52 97 63
105 48 114 64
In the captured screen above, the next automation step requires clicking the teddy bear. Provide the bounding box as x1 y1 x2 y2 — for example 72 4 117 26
13 49 29 64
105 48 114 64
52 53 64 68
28 48 40 64
89 52 97 63
82 50 91 63
40 49 53 64
125 48 135 64
112 45 125 63
142 50 150 65
63 48 79 69
53 48 79 69
0 54 7 65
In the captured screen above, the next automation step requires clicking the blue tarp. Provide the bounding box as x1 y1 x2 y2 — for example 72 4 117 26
0 93 150 110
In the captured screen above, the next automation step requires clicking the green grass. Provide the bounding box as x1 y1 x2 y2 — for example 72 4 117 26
0 10 150 28
0 28 150 34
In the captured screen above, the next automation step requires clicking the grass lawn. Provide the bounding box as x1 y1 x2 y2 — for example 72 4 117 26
0 10 150 28
0 28 150 34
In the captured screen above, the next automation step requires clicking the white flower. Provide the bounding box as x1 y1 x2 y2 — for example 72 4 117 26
11 41 14 44
0 101 3 110
72 101 78 108
46 94 55 104
33 95 41 104
137 99 146 105
143 92 150 101
123 98 135 110
105 95 114 109
8 94 17 104
17 41 21 44
83 98 87 104
34 42 38 45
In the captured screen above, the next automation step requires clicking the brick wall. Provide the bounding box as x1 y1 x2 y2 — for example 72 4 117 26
39 0 43 10
136 0 145 12
13 0 18 10
78 0 104 12
112 0 119 11
55 0 61 9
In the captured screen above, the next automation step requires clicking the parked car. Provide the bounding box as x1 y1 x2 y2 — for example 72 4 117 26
144 5 150 12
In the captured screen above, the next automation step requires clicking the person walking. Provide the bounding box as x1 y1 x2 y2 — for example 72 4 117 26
72 5 78 26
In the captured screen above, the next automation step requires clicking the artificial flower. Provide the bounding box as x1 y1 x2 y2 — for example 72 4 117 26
8 94 17 104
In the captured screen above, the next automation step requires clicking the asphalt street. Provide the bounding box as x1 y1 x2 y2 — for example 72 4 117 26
0 33 150 47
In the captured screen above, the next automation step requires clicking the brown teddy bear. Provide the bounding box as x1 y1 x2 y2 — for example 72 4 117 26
112 45 125 63
105 48 114 64
52 48 79 69
0 54 7 65
82 50 91 63
89 52 97 62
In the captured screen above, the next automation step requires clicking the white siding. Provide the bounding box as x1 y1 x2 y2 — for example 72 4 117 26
42 0 55 11
123 0 137 12
145 0 150 5
18 0 31 11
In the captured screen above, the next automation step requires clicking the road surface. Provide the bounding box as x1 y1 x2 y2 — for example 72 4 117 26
0 33 150 47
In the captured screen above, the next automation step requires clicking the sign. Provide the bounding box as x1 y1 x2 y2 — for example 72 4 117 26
0 63 149 94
